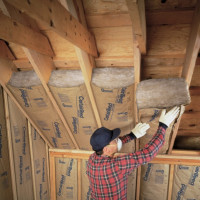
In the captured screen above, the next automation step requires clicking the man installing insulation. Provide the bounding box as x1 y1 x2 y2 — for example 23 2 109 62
87 106 180 200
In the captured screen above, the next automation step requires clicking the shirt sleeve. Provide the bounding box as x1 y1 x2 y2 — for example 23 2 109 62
114 123 166 175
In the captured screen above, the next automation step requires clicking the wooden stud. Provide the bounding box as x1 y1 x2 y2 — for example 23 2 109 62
50 156 56 200
3 90 18 200
27 121 37 200
181 0 200 85
136 166 141 200
6 0 98 57
171 150 200 156
167 164 174 200
126 0 146 54
77 158 82 200
23 48 79 149
46 144 51 197
0 13 54 57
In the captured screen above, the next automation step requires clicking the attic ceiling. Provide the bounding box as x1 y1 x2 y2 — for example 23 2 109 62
0 0 200 151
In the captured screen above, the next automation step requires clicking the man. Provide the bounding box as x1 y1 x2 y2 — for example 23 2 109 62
87 107 180 200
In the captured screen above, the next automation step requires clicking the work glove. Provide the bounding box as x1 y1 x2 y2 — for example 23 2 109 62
159 106 180 127
132 123 150 138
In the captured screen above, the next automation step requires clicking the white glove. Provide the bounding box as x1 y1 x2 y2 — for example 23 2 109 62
132 123 150 138
159 106 180 127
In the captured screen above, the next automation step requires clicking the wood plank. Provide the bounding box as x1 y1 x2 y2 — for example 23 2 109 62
78 159 82 200
23 48 79 149
28 121 37 200
0 40 15 60
3 90 18 200
136 166 141 200
167 164 174 200
0 13 54 57
181 0 200 85
49 156 56 200
172 150 200 156
126 0 146 54
6 0 98 57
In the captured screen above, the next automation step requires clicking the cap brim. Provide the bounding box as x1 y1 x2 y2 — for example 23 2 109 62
111 128 121 141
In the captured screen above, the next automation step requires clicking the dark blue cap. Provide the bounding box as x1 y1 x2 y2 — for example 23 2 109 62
90 127 121 151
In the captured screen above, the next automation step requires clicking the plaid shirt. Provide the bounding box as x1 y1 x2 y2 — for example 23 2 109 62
87 124 166 200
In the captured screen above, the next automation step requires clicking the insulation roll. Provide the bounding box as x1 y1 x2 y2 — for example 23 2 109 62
92 67 135 153
136 78 191 109
0 87 13 200
55 158 77 200
172 165 200 199
8 96 34 200
7 70 74 149
140 163 169 200
48 70 98 151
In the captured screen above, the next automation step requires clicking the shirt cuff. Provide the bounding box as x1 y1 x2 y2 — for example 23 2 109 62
159 122 168 130
129 132 137 140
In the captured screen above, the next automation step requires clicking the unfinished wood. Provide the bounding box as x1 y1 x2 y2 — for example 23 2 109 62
190 61 200 86
6 0 98 57
0 58 53 148
78 159 81 200
28 121 36 200
0 13 54 57
23 48 79 149
172 150 200 156
181 0 200 85
126 0 146 54
50 156 56 200
0 40 15 60
3 90 17 200
167 164 174 200
136 166 141 200
13 59 33 69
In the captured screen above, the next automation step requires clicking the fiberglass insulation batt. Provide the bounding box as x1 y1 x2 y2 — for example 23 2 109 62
92 67 135 153
137 78 190 153
7 70 74 149
48 70 98 151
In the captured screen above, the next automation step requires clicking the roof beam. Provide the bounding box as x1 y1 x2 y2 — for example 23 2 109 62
0 12 54 57
0 40 15 60
126 0 146 54
5 0 98 57
60 0 102 128
181 0 200 85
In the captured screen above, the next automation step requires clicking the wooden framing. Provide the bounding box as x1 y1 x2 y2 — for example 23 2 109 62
49 149 200 200
6 0 98 57
126 0 146 54
0 12 54 57
3 90 18 200
0 40 15 60
60 0 102 128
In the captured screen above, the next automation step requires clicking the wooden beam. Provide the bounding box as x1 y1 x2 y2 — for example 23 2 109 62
167 164 174 200
49 149 200 165
181 1 200 85
28 121 37 200
3 90 18 200
0 13 54 57
172 150 200 156
50 156 56 200
6 0 98 57
126 0 146 54
23 48 80 149
60 0 102 128
77 158 82 200
0 40 15 60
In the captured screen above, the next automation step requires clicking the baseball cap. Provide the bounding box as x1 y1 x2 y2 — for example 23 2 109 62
90 127 121 151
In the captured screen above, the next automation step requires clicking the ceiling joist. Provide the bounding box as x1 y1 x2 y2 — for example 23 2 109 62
0 12 54 57
5 0 98 57
126 0 146 54
0 40 15 60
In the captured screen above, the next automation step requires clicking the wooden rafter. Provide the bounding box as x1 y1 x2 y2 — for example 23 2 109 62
126 0 146 54
168 1 200 153
0 40 15 60
0 12 54 57
60 0 102 128
5 0 98 57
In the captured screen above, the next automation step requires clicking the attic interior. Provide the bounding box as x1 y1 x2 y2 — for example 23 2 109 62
0 0 200 199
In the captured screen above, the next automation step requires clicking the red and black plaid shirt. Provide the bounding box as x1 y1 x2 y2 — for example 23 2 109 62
87 124 166 200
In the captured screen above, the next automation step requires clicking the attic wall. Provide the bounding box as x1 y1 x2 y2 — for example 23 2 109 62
0 87 50 200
